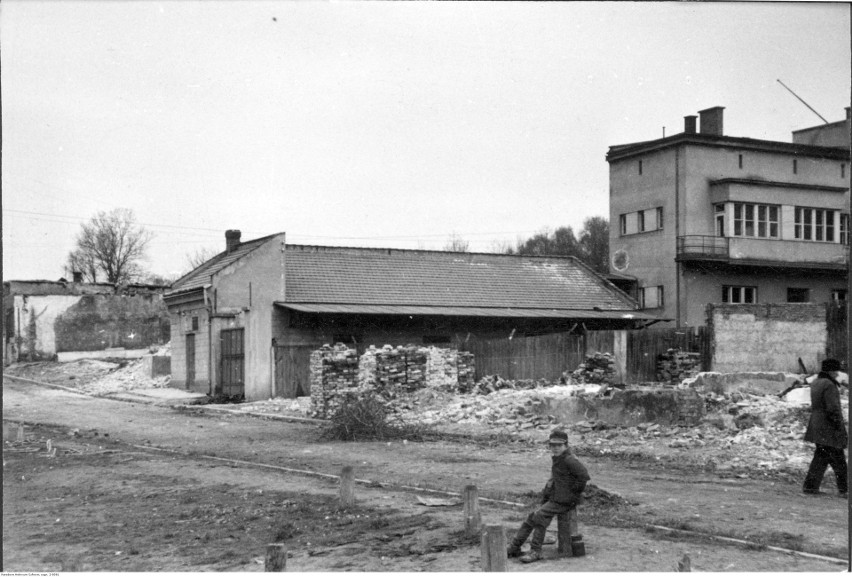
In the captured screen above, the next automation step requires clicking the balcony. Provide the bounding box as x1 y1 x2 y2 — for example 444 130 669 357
676 235 848 271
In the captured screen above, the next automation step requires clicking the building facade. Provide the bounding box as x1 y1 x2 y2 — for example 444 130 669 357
164 231 659 401
607 106 850 327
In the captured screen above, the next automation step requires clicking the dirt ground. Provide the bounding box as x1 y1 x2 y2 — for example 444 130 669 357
3 362 850 572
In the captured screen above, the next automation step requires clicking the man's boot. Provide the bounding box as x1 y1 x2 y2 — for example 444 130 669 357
520 549 543 563
520 524 546 563
507 521 533 558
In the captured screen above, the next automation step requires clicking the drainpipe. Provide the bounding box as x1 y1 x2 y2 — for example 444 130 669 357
675 147 681 328
204 285 213 396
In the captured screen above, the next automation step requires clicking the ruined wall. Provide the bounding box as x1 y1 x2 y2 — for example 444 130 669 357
54 294 169 352
707 303 827 373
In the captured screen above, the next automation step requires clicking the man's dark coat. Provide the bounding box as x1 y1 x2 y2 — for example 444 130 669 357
804 373 848 449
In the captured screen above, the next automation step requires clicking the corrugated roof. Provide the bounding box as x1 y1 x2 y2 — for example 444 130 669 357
282 245 638 311
277 302 658 320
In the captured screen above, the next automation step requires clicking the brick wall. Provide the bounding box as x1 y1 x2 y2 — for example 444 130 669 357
707 303 827 373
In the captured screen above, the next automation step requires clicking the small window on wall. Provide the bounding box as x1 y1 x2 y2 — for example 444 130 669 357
787 288 810 303
722 285 756 304
191 316 199 331
832 290 848 302
639 286 664 309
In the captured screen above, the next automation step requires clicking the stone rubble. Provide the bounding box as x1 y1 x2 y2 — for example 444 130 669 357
571 352 617 384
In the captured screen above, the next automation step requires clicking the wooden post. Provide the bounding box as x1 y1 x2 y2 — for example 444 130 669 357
16 424 24 443
339 466 355 507
557 509 574 557
480 524 507 572
265 543 287 571
463 485 481 537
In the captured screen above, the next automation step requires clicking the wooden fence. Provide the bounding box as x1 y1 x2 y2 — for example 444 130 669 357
826 301 848 363
462 326 709 384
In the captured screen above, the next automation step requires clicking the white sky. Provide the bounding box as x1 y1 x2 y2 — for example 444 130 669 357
2 1 850 281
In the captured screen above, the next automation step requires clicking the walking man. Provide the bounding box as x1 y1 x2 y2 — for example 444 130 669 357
803 358 848 498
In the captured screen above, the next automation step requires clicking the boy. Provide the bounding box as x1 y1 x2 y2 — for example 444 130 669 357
507 429 590 563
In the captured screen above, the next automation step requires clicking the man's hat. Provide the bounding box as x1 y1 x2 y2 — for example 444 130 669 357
548 430 569 444
821 358 842 372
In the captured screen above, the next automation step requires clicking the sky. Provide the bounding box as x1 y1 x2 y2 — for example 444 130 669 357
2 1 850 282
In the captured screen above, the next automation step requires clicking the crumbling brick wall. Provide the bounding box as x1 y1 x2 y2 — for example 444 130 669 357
310 343 476 418
656 349 702 383
707 303 827 374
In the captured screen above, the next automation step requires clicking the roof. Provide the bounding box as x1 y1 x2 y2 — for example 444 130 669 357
277 303 658 320
606 132 850 163
282 244 638 311
166 233 280 295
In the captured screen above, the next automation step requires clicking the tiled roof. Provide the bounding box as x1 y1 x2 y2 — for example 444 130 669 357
283 245 637 311
166 233 280 295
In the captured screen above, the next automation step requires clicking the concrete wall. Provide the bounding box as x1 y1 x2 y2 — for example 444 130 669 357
168 301 211 394
708 303 827 373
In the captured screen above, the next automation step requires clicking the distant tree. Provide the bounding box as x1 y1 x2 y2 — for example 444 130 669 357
510 226 581 258
443 232 470 252
185 246 219 270
66 209 152 284
137 272 179 287
578 216 609 274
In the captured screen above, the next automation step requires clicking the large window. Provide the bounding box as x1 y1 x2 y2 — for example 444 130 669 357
841 214 849 245
722 285 757 304
731 202 779 238
639 286 664 309
795 207 836 242
619 207 664 236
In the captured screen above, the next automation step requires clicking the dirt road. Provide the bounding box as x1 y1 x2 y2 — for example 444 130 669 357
3 377 848 571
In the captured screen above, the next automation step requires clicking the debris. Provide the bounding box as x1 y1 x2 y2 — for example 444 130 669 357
415 496 462 507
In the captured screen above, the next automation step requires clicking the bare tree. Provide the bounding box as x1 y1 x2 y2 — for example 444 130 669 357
443 232 470 252
185 246 219 270
578 216 609 274
66 209 153 284
505 217 609 273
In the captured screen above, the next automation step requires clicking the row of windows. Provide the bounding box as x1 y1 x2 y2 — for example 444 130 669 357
639 285 847 309
637 158 847 178
721 286 848 304
714 202 849 243
619 207 664 235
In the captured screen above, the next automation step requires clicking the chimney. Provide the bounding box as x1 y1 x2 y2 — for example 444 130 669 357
846 106 851 120
72 271 83 283
699 106 725 136
225 229 241 254
684 115 698 134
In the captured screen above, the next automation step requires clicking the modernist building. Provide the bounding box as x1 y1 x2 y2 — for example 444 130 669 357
607 106 850 327
164 231 657 401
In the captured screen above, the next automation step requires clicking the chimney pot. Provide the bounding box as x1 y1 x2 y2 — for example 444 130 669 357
684 115 698 134
225 229 242 253
698 106 725 136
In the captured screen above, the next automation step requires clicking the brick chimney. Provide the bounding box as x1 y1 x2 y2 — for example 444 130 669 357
72 271 83 283
699 106 725 136
684 115 698 134
225 229 241 254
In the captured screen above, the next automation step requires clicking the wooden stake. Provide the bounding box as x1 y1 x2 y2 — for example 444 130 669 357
264 543 287 572
480 524 507 572
557 508 581 557
463 485 481 537
339 466 355 507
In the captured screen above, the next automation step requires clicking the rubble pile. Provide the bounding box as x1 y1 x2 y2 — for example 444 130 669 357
572 352 618 384
470 375 555 395
656 349 702 383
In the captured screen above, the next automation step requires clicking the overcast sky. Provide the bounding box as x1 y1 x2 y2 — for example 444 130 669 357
2 1 850 282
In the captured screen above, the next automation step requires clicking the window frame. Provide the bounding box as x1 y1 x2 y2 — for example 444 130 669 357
730 202 779 239
795 207 837 242
722 285 757 304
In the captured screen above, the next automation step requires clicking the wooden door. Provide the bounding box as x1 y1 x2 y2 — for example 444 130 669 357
274 345 313 399
220 328 245 399
185 334 196 389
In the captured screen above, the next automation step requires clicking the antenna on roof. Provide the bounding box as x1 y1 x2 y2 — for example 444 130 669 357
777 79 830 124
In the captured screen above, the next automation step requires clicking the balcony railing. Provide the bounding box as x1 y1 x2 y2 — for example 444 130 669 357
676 235 729 258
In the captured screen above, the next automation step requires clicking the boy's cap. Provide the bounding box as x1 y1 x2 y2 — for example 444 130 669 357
548 430 568 444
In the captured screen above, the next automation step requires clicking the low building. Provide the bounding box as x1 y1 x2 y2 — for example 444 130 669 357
607 105 850 327
164 231 660 401
3 278 169 364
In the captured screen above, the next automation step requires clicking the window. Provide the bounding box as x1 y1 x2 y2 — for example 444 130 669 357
715 204 725 237
738 154 743 169
722 285 757 304
795 207 837 242
843 164 846 179
793 159 798 174
786 288 810 303
731 202 778 238
619 207 664 235
841 214 849 245
832 290 848 302
639 286 664 309
638 160 643 175
191 316 199 331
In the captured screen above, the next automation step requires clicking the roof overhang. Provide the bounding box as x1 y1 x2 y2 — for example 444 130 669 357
275 302 663 322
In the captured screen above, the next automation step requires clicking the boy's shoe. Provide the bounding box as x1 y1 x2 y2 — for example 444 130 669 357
507 545 523 558
520 550 543 564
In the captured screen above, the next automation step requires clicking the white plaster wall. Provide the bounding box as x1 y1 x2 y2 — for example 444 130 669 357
15 295 82 357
